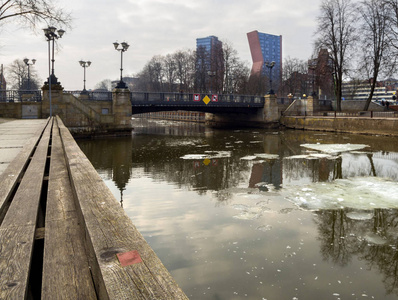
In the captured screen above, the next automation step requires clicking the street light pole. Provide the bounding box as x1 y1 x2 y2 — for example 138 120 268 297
23 58 36 90
113 42 130 89
79 60 91 93
43 26 65 117
264 61 275 95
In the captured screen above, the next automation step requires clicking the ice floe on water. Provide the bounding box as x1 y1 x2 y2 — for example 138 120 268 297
231 198 272 220
180 151 231 160
256 225 273 232
346 211 374 220
363 233 387 245
254 153 279 160
240 153 279 160
240 155 257 161
285 153 337 160
284 176 398 210
232 203 264 220
301 143 369 154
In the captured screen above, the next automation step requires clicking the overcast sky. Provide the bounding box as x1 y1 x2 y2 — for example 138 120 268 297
1 0 320 90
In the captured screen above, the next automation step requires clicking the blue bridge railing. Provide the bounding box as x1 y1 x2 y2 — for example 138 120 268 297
0 89 297 108
130 92 265 106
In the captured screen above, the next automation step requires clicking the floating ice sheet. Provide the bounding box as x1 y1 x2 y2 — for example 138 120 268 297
284 176 398 210
301 143 369 154
240 153 279 160
346 211 374 220
180 154 208 160
254 153 279 160
240 155 257 161
285 153 337 160
364 233 387 245
180 151 231 160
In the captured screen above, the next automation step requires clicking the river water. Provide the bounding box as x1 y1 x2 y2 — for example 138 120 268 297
77 118 398 300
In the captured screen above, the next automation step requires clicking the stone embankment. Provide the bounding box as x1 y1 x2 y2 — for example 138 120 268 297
281 115 398 136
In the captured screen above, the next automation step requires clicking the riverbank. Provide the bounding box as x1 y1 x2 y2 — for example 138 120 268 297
281 115 398 136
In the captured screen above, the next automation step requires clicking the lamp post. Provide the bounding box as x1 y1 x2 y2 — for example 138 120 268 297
113 41 129 89
23 58 36 90
79 60 91 93
264 61 275 95
43 26 65 117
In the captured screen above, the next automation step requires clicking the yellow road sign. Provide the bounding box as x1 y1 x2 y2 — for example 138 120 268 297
203 95 211 105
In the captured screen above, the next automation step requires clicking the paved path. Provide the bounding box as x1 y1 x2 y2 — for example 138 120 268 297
0 118 48 175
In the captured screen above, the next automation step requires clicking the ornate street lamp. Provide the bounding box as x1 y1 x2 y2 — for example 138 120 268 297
43 26 65 85
264 61 275 95
43 26 65 117
79 60 91 93
113 41 130 89
23 58 36 90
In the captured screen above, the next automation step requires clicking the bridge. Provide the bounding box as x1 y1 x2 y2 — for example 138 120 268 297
1 89 290 114
0 89 299 132
129 92 267 114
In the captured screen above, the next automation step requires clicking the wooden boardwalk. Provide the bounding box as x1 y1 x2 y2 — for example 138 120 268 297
0 117 188 299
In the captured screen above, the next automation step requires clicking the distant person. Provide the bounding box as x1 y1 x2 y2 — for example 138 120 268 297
386 101 390 109
381 100 385 106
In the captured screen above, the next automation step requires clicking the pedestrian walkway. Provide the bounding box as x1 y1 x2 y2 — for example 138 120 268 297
0 118 48 175
0 116 188 299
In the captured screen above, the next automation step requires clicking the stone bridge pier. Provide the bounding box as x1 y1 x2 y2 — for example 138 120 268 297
41 85 132 135
205 94 281 128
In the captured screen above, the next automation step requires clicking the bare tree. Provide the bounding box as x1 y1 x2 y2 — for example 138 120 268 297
0 0 72 30
136 55 165 92
173 49 195 92
221 40 251 94
385 0 398 51
315 0 359 111
163 54 177 92
6 58 41 90
281 57 308 98
134 44 248 95
230 61 250 94
359 0 395 110
94 79 113 91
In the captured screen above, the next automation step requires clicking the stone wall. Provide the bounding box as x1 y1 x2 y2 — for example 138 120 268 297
0 103 22 118
281 116 398 136
0 102 42 119
0 86 132 135
336 100 385 112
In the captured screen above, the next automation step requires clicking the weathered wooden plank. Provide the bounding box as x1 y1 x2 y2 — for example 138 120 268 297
41 119 97 300
0 118 52 299
0 119 49 221
57 116 188 299
1 119 52 227
0 225 36 299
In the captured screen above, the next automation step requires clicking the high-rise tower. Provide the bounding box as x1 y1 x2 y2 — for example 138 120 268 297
247 30 282 89
196 35 224 93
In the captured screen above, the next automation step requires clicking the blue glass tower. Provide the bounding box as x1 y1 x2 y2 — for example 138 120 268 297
195 35 223 93
196 35 222 69
247 30 282 90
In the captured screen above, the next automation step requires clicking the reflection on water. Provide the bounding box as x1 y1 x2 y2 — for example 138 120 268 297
78 118 398 299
